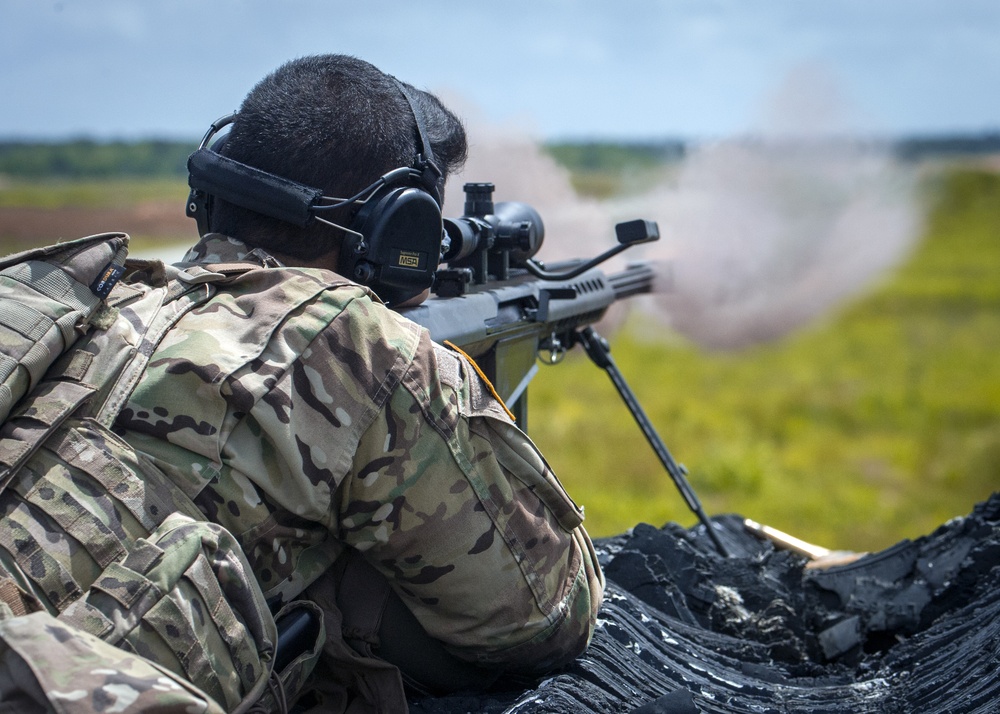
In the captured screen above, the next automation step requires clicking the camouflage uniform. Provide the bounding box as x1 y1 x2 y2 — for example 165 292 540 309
0 235 338 712
0 609 226 714
116 234 604 675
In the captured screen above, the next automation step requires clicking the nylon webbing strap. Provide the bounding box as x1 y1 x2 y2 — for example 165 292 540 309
21 477 127 570
0 508 83 611
48 425 180 534
0 380 97 482
184 555 264 694
3 261 101 314
0 354 16 384
20 340 56 384
0 386 11 425
0 575 37 617
0 299 49 341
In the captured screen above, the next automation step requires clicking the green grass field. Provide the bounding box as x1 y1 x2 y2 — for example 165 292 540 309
1 164 997 552
0 178 190 210
529 166 1000 551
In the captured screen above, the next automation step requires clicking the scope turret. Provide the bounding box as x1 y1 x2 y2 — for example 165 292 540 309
440 183 545 286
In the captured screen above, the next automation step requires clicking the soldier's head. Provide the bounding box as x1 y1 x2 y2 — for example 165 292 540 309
205 54 468 267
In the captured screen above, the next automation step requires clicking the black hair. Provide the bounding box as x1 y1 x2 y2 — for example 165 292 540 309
209 54 467 260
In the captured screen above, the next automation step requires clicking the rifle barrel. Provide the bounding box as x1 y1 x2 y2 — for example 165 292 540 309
608 262 656 300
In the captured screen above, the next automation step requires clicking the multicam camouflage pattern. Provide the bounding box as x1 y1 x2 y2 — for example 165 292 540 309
58 511 279 712
0 609 227 713
117 233 604 671
0 252 287 712
0 413 205 617
340 336 603 669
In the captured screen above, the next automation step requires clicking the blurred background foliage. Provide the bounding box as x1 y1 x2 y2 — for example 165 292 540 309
0 140 191 179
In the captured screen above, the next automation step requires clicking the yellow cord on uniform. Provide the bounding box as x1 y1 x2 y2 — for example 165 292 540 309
443 340 517 421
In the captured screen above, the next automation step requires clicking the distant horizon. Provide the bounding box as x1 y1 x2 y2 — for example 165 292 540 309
2 128 1000 146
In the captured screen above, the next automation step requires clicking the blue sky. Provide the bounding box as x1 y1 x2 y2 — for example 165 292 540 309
1 0 998 141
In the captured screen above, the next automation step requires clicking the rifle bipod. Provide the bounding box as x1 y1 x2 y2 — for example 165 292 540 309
575 326 730 557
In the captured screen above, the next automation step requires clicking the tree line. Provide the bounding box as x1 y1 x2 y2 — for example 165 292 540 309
0 140 195 179
1 133 998 180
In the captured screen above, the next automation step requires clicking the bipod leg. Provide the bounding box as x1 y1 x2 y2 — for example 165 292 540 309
576 326 729 557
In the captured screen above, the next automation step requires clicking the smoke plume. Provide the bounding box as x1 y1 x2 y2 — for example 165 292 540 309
444 67 922 351
624 140 920 349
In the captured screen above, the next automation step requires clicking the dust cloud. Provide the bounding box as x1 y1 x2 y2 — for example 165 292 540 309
624 140 920 349
444 67 922 351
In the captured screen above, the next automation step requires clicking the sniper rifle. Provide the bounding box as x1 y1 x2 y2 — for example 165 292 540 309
399 182 728 555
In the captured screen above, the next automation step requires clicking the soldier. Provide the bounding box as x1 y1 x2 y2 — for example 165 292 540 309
113 54 604 710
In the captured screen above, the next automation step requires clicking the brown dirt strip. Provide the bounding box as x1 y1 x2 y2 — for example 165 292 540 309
0 202 193 253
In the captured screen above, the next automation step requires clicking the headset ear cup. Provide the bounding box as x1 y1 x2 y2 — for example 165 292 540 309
341 185 442 306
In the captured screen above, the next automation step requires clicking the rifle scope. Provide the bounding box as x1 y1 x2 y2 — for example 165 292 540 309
442 183 544 272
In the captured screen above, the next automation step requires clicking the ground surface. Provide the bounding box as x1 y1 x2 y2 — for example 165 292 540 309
412 495 1000 713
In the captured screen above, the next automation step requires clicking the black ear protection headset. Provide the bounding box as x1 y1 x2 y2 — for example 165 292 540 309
185 80 445 306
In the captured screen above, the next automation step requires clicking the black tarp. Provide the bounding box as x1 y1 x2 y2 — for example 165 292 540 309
412 493 1000 713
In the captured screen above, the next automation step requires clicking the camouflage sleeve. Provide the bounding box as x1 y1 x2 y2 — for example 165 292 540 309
336 330 605 673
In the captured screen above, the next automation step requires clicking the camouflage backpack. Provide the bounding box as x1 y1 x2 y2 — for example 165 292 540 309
0 234 320 713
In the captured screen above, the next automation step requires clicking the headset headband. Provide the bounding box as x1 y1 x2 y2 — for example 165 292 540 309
392 79 443 201
187 79 442 229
